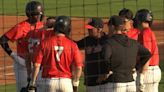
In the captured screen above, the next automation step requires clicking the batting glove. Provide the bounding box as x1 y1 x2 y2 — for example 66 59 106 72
28 80 37 92
10 52 26 66
72 80 79 92
28 86 36 92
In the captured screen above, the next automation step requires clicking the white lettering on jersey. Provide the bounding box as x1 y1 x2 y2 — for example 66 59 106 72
28 38 40 53
54 46 64 62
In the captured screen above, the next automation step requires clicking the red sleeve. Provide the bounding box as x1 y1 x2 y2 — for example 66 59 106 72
5 24 24 42
73 44 83 67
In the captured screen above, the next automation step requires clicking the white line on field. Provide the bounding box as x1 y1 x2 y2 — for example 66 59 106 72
158 41 164 45
4 73 14 76
0 65 13 70
0 73 14 77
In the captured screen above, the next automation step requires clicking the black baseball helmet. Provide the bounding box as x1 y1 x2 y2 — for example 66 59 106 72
134 9 153 26
26 1 44 21
54 16 71 35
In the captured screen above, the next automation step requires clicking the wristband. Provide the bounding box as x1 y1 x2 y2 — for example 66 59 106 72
72 80 79 86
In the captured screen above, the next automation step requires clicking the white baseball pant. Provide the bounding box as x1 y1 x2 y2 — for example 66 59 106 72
36 69 43 92
143 66 161 92
103 81 136 92
86 84 106 92
13 61 28 92
37 78 73 92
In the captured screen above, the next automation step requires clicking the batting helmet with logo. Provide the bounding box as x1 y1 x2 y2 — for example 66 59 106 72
26 1 44 21
54 16 71 35
134 9 153 27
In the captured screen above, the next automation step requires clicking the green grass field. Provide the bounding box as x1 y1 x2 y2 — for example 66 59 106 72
0 54 163 91
0 0 164 19
0 61 164 92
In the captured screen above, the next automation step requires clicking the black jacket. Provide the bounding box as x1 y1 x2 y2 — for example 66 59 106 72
101 34 151 83
76 33 108 86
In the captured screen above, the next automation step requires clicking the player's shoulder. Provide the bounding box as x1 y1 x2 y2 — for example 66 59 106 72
131 28 139 31
7 20 29 32
17 20 29 26
129 37 138 43
143 28 154 36
36 21 44 25
61 37 78 49
103 36 115 45
67 38 77 46
129 28 140 33
126 37 139 47
143 27 152 32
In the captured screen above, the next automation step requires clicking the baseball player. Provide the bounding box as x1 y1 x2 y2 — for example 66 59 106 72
134 9 161 92
119 8 140 40
97 15 151 92
26 17 56 92
0 1 44 92
118 8 141 83
75 18 108 92
28 16 83 92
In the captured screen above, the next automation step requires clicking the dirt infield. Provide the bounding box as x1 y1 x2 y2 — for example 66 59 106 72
0 15 164 85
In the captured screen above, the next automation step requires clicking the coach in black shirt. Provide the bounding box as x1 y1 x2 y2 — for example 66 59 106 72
97 15 151 92
76 18 108 92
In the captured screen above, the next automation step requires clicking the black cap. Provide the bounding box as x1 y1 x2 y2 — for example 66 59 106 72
85 18 103 29
108 15 124 27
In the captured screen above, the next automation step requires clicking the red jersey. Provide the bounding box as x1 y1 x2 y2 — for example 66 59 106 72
27 30 54 62
34 35 83 78
5 20 43 58
27 30 54 53
138 28 159 66
127 28 140 40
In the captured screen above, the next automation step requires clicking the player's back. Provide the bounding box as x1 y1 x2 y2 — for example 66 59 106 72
142 28 159 66
40 35 82 78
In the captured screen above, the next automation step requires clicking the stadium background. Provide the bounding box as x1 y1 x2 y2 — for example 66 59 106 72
0 0 164 92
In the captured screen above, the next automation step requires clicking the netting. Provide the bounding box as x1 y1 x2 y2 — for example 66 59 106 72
0 0 164 92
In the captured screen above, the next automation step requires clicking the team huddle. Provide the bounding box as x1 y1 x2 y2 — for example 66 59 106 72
0 1 161 92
